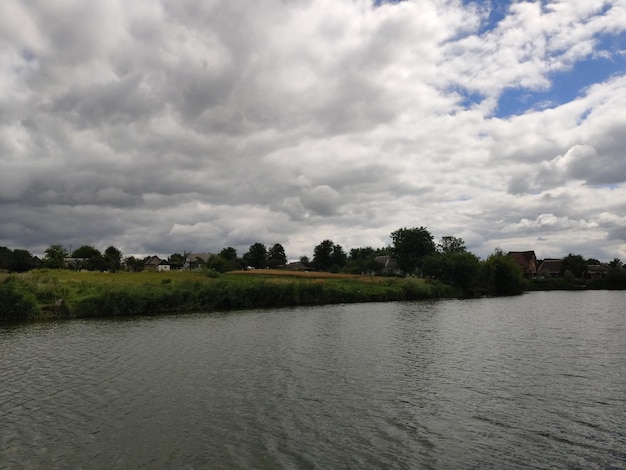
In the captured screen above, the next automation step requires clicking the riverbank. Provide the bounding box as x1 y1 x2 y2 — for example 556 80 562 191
0 269 456 322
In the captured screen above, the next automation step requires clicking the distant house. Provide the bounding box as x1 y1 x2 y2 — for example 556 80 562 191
586 264 608 279
144 256 170 272
507 251 538 277
183 253 214 270
65 257 89 270
537 259 563 278
285 261 307 271
373 255 401 276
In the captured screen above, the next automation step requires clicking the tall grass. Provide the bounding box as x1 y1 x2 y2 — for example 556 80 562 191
2 270 454 321
0 276 40 321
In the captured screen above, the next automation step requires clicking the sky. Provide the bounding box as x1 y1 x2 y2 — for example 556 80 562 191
1 0 626 262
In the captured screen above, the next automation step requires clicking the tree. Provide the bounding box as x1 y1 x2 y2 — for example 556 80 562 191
423 251 480 290
312 240 347 272
243 243 268 269
71 245 104 271
607 258 626 288
168 253 186 270
331 244 347 271
312 240 334 271
207 255 227 273
219 247 238 261
0 246 11 271
561 254 587 278
44 244 68 269
481 251 525 296
8 249 36 273
211 247 243 272
0 277 40 321
71 245 100 258
268 243 287 268
390 227 436 275
586 258 601 265
347 247 381 274
125 256 144 272
104 246 123 272
438 236 466 254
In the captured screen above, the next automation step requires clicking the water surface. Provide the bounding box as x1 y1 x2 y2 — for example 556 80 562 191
1 291 625 468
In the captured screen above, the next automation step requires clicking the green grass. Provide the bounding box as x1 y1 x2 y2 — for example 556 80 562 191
1 269 454 322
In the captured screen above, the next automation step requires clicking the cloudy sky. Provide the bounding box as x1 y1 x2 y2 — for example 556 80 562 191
2 0 626 261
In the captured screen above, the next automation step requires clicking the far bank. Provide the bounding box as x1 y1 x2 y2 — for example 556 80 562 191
1 269 456 322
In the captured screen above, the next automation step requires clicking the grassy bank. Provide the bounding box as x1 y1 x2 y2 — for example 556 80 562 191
0 269 454 322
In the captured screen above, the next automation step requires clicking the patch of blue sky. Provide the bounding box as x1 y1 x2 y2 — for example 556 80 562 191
448 87 484 111
372 0 405 7
495 37 626 118
592 183 621 190
463 0 511 34
21 50 35 62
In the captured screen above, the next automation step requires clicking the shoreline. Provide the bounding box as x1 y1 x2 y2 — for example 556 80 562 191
1 269 456 323
2 269 623 323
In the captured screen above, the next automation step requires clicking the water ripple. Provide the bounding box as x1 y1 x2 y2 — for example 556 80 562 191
2 292 626 469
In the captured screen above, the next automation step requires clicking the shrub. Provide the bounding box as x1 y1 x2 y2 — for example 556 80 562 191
0 276 41 321
481 254 526 296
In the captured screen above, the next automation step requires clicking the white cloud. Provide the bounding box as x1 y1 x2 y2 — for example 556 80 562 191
0 0 625 261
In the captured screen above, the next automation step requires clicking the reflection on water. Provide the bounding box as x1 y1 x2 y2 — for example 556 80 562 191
1 291 625 469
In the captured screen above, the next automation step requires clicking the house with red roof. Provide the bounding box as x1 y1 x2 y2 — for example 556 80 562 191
507 251 538 278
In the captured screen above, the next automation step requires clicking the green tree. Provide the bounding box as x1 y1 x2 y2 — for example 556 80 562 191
312 240 347 272
390 227 436 275
0 246 11 271
71 245 100 258
8 249 36 273
244 243 268 269
0 277 40 321
331 244 347 271
481 251 525 296
219 247 238 261
561 254 587 278
213 247 243 272
207 255 227 273
606 259 626 288
268 243 287 268
438 236 466 254
71 245 104 271
347 247 381 274
124 256 144 272
44 244 68 269
312 240 333 271
423 251 480 291
104 246 123 272
168 253 186 270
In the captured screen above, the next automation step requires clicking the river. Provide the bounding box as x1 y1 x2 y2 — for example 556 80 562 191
1 291 625 469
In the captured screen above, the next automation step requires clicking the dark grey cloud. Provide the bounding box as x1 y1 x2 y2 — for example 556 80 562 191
1 0 625 261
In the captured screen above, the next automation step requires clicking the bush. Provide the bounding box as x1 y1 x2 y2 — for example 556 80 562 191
481 254 526 296
0 277 41 321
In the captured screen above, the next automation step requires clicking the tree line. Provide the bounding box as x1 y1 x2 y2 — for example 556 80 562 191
2 226 626 295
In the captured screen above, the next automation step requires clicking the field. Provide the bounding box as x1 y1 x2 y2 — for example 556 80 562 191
1 269 454 322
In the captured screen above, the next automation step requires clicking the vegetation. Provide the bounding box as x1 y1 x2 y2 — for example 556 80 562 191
481 251 526 296
390 227 436 275
0 269 453 322
311 240 348 272
2 225 626 322
0 276 41 322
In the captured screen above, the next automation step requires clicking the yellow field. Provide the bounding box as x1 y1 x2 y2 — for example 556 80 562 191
230 269 370 280
14 269 210 286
